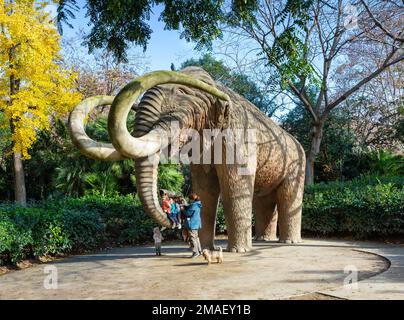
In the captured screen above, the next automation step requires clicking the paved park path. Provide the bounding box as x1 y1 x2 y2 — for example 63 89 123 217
0 238 402 300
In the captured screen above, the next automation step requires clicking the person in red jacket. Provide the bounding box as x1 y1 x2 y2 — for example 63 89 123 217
161 193 173 231
161 193 172 215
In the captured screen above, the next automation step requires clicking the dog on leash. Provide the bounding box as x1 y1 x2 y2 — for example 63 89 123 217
202 247 223 265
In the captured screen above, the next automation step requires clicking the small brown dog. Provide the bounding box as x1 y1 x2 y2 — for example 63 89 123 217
202 247 223 265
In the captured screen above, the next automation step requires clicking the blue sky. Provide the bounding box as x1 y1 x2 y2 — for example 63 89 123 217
59 2 201 70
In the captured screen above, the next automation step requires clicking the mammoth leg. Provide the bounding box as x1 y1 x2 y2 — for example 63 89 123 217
190 164 220 250
276 173 304 244
216 165 255 253
253 194 278 241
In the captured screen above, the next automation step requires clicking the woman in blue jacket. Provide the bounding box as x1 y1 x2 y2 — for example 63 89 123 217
182 193 202 258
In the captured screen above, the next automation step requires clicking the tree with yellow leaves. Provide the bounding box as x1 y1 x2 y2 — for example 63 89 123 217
0 0 81 205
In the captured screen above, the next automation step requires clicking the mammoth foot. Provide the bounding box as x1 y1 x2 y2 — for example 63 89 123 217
254 235 278 241
278 238 303 244
227 245 252 253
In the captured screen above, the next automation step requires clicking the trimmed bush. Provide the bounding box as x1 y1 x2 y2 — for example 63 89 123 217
60 209 105 251
0 218 32 265
302 176 404 237
49 194 157 245
0 204 72 264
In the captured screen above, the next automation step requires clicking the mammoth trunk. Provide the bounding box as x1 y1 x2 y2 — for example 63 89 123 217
134 87 171 227
135 154 172 228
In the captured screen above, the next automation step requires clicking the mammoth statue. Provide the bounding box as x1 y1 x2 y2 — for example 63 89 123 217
68 67 305 253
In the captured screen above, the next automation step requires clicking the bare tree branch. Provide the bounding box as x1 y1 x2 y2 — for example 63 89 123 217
360 0 404 44
327 50 404 112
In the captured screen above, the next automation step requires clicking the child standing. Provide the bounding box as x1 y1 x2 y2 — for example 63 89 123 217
153 227 164 256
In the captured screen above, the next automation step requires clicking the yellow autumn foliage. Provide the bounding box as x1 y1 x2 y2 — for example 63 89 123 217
0 0 82 159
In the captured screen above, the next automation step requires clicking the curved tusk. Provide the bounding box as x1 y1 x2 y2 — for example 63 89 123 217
68 95 125 161
108 70 231 159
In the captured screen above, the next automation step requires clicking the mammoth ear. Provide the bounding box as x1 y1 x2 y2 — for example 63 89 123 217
214 98 230 129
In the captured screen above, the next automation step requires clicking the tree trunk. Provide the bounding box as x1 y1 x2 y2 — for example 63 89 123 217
8 46 26 205
13 152 26 206
305 122 324 185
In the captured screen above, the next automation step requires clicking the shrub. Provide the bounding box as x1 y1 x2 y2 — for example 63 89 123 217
0 203 73 263
58 194 157 245
61 209 105 251
303 176 404 237
38 222 72 256
0 218 30 264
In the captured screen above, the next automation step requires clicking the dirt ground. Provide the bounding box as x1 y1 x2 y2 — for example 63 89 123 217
0 238 389 300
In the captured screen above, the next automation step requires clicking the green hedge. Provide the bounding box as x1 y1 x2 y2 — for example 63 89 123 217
0 176 403 266
0 205 72 265
302 176 404 237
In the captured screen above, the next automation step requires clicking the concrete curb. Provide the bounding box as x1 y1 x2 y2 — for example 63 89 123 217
318 243 404 300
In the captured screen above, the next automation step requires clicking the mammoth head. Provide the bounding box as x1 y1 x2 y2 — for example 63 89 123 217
68 67 230 227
